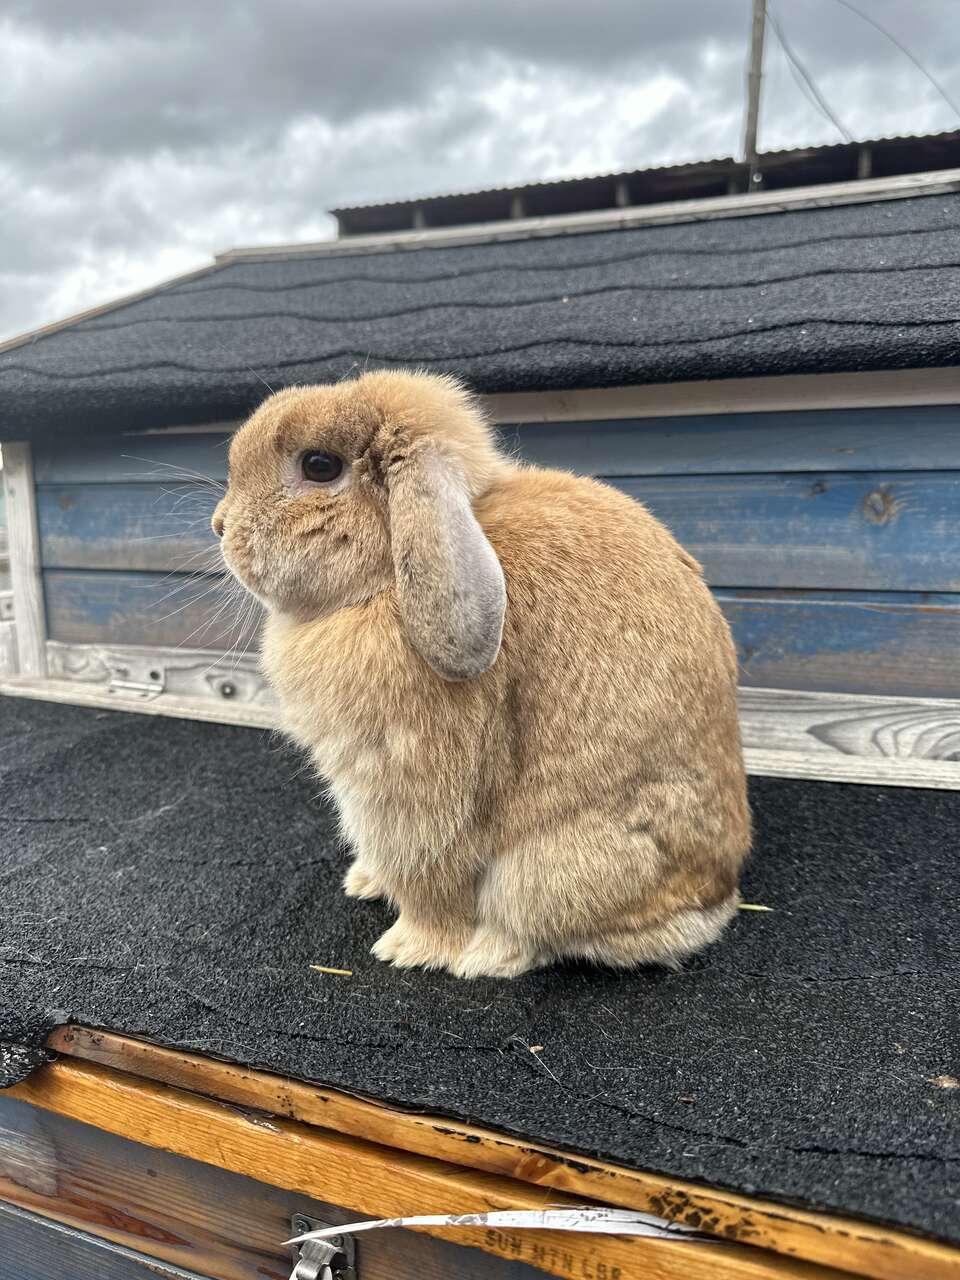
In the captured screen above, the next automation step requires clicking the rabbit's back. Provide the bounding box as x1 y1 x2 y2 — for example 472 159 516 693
478 464 740 746
472 466 749 940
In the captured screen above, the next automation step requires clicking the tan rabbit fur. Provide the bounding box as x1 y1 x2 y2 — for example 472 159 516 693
213 370 750 979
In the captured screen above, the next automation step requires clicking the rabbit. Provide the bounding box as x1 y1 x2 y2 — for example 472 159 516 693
212 370 750 979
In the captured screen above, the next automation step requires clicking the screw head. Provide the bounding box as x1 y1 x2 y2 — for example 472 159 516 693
220 681 236 698
328 1236 343 1249
292 1216 311 1235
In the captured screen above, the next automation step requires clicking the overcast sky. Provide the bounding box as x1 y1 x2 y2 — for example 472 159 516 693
2 0 958 340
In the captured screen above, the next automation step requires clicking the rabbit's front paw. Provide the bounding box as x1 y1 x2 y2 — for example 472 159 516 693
343 861 386 901
372 916 463 970
450 925 541 979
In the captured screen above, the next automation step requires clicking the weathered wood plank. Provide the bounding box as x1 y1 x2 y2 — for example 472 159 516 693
32 406 960 487
0 674 278 730
0 620 17 677
3 674 959 787
501 406 960 476
33 435 232 486
617 471 960 591
0 1200 207 1280
37 484 218 572
42 562 960 699
485 369 960 423
44 639 272 705
40 467 960 595
741 747 960 789
719 589 960 698
43 570 260 650
0 1094 548 1280
7 1059 827 1280
2 442 47 676
738 687 960 762
45 1029 960 1280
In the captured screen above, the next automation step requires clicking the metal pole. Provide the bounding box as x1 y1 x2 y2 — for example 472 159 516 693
742 0 766 172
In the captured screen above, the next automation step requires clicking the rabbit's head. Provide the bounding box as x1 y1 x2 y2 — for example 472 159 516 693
213 370 508 680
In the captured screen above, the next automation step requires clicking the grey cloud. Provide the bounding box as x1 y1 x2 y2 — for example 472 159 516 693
4 2 745 159
1 0 958 341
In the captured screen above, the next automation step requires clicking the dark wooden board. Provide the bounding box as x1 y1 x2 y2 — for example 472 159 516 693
0 1200 206 1280
0 1090 614 1280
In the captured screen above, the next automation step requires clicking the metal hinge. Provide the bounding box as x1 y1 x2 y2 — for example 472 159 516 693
288 1215 357 1280
108 659 166 700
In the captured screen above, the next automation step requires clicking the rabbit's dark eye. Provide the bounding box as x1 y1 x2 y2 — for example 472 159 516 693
301 451 343 484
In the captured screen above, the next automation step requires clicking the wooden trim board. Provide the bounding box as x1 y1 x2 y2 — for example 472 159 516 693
0 619 17 679
0 674 277 729
484 368 960 423
41 1028 960 1280
6 1053 847 1280
3 668 958 790
2 442 46 677
738 688 960 789
742 747 960 789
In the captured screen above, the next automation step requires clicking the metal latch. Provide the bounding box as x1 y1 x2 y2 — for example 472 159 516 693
288 1215 357 1280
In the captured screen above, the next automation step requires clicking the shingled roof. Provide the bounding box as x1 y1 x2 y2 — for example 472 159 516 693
2 179 960 443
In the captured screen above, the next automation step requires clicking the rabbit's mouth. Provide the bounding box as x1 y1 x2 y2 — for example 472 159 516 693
219 538 268 606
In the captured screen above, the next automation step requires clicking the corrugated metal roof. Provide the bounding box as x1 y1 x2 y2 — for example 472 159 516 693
329 154 736 215
330 129 960 231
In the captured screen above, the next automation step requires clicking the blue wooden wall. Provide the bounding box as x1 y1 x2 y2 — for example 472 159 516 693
32 405 960 696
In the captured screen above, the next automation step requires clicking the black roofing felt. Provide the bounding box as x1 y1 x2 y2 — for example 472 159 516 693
2 192 960 442
1 695 958 1241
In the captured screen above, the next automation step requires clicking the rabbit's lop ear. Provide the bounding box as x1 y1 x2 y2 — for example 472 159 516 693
389 448 506 681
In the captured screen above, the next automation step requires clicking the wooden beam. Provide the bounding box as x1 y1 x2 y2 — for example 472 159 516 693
45 1029 960 1280
2 442 46 677
742 746 960 789
0 674 277 729
6 1056 845 1280
0 619 17 677
739 688 960 791
4 667 957 790
483 367 960 423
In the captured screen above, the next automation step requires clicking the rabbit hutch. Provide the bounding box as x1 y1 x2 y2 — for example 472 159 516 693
1 139 960 1280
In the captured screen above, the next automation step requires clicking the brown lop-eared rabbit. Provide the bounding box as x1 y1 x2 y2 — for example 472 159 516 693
213 370 750 979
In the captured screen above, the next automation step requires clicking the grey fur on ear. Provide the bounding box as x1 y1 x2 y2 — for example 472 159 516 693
388 448 506 681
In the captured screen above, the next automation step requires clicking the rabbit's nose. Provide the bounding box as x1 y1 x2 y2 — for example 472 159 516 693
211 509 225 538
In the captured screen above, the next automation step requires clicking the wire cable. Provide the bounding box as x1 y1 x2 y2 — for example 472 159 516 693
824 0 960 123
766 4 854 142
